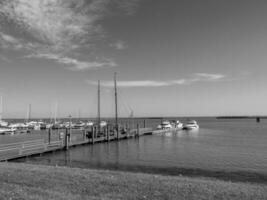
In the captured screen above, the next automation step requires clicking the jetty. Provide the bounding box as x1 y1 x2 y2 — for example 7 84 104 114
0 126 153 162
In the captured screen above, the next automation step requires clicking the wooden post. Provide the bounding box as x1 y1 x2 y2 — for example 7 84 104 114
65 128 69 150
107 125 110 142
48 128 51 144
143 119 146 128
68 115 72 143
82 129 86 141
137 123 140 137
92 126 95 144
125 123 128 138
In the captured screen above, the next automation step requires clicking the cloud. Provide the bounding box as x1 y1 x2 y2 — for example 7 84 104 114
110 40 127 50
86 73 226 87
0 0 139 70
26 53 117 71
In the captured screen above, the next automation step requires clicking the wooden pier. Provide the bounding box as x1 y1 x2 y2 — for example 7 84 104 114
0 127 153 162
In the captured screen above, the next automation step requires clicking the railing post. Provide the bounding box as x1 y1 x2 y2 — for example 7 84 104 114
82 128 86 141
65 128 69 150
48 128 51 144
107 125 110 142
92 126 95 144
144 119 146 128
137 123 140 137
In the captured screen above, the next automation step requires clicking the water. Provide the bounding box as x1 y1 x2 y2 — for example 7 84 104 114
7 117 267 182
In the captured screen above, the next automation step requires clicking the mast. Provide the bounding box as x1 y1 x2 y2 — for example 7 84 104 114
27 104 31 123
0 96 2 121
114 72 118 131
97 80 101 132
54 101 58 124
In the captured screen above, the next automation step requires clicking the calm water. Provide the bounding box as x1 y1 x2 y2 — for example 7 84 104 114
9 117 267 181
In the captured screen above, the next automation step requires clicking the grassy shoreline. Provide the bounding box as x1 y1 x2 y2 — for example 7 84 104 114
1 163 267 200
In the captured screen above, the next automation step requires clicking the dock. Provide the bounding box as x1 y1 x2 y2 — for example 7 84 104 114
0 127 153 162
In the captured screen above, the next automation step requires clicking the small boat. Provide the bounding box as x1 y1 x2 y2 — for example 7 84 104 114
183 120 199 130
100 121 107 127
0 127 16 135
175 120 183 129
157 121 173 130
86 121 94 127
0 120 8 127
73 121 85 129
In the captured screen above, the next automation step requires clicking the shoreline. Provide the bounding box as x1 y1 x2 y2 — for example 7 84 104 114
1 162 267 200
13 159 267 185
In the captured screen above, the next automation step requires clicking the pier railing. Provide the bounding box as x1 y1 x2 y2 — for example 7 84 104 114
0 139 63 161
0 127 153 162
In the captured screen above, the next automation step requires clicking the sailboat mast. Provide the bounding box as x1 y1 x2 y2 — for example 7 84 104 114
97 80 101 131
0 96 3 121
54 101 58 124
114 72 118 131
27 104 31 123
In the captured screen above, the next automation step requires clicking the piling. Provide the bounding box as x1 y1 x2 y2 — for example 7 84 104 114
92 126 95 144
65 128 69 150
125 123 129 138
136 123 140 137
256 117 260 123
48 128 51 144
143 119 146 128
82 129 86 141
107 125 110 142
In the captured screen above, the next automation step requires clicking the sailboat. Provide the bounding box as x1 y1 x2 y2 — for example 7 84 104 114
0 96 16 134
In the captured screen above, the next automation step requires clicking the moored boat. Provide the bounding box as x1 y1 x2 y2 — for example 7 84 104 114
157 120 173 130
175 120 183 129
183 120 199 130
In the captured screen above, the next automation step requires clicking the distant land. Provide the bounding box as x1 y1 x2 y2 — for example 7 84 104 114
216 116 267 119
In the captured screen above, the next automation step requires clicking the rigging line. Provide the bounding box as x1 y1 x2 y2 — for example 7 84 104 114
117 92 133 118
117 89 133 114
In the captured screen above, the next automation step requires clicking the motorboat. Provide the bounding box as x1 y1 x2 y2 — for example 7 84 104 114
9 123 28 130
73 121 85 129
0 127 16 135
0 120 8 127
183 120 199 130
157 121 173 130
86 121 94 127
175 120 183 129
100 121 107 127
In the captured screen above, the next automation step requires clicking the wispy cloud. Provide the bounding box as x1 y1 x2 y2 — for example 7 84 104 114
110 40 127 50
25 53 117 71
86 73 226 87
0 0 139 70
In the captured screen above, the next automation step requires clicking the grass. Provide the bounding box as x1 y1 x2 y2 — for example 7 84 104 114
0 162 267 200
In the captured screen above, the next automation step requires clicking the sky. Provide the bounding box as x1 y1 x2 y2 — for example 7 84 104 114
1 0 267 118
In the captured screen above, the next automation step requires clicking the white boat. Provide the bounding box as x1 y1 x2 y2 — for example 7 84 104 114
0 120 8 127
0 127 16 134
86 121 94 127
9 123 28 129
157 121 173 130
183 120 199 130
100 121 107 127
175 120 183 129
73 121 85 129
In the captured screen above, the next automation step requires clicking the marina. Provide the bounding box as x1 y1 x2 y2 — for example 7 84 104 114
1 117 266 183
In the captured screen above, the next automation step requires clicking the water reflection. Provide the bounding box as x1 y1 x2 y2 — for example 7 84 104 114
13 119 267 182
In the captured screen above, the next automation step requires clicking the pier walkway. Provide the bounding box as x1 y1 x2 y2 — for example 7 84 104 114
0 127 153 162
